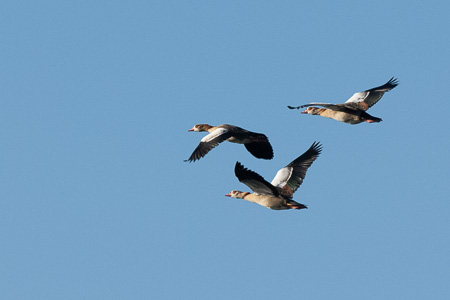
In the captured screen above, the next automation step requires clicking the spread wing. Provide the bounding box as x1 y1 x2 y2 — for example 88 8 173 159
287 77 398 112
234 162 279 196
244 137 274 160
289 103 361 113
271 142 322 198
345 77 398 110
186 128 232 162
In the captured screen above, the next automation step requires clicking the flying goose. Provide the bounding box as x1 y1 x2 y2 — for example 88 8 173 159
186 124 274 162
288 77 399 124
226 142 322 210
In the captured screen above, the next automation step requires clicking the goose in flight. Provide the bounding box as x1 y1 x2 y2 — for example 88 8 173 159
288 77 398 124
186 124 274 162
226 142 322 210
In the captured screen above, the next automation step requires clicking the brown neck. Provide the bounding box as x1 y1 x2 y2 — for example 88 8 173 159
241 192 251 199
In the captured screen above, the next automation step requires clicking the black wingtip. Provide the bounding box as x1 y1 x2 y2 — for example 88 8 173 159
235 161 244 174
387 77 399 88
234 161 254 179
287 105 300 110
244 142 274 160
234 161 248 181
185 156 197 163
310 141 323 155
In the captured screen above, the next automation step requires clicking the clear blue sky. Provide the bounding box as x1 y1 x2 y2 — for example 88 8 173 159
1 1 449 299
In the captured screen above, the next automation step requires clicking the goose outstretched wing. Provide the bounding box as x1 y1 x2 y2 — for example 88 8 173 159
345 77 399 110
186 128 232 162
271 142 322 198
234 162 279 196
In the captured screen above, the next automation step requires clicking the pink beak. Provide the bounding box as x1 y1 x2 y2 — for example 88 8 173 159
188 128 194 131
301 109 308 114
225 193 231 197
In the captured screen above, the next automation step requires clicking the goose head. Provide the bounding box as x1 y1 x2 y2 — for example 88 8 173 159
188 124 212 132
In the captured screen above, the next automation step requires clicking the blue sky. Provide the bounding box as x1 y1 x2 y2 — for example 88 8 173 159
1 1 450 299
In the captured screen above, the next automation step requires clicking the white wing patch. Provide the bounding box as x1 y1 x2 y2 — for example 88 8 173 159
271 167 292 188
200 128 228 143
345 91 368 104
